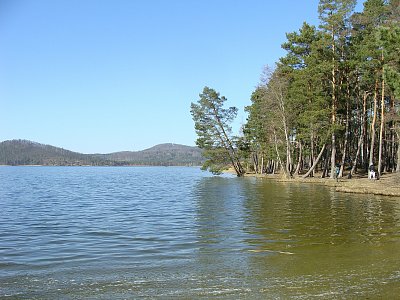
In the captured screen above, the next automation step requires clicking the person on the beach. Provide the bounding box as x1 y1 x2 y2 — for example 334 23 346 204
369 164 376 179
335 163 340 182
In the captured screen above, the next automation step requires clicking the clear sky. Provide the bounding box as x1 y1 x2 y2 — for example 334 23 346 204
0 0 365 153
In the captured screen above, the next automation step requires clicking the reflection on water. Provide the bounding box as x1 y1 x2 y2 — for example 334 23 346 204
1 167 400 298
193 176 400 298
248 181 400 297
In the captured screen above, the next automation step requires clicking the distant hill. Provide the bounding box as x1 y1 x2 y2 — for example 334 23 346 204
0 140 204 166
99 143 204 166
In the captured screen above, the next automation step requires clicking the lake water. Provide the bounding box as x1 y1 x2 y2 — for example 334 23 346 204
1 166 400 299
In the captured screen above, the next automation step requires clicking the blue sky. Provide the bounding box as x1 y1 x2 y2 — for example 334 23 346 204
0 0 364 153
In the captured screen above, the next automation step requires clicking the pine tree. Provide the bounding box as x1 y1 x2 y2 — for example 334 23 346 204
318 0 356 178
280 22 331 177
190 87 245 176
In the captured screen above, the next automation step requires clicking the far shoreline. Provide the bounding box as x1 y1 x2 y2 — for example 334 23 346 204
0 164 203 168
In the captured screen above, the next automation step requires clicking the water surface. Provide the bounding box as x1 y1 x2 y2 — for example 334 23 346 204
1 166 400 298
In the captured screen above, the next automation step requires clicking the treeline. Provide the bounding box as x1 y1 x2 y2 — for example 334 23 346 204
0 140 204 166
243 0 400 178
191 0 400 178
98 144 204 166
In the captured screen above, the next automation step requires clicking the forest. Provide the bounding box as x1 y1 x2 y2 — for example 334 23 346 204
191 0 400 178
0 140 204 166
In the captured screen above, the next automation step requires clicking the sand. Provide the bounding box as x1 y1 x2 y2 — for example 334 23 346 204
244 171 400 197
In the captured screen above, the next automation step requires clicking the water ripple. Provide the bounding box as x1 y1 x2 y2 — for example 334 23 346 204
1 167 400 298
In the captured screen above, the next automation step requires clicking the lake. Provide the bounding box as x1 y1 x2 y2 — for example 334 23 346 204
1 166 400 299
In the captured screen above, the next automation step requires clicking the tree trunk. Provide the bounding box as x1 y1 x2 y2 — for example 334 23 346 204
330 27 337 179
339 93 350 178
294 142 302 176
350 92 368 177
273 130 287 177
311 133 315 176
378 77 385 177
369 81 379 171
212 124 242 176
397 129 400 172
261 155 264 174
323 149 331 178
362 106 369 170
210 103 245 176
391 128 396 172
302 144 326 179
271 160 275 174
279 93 291 176
253 152 259 174
390 97 396 172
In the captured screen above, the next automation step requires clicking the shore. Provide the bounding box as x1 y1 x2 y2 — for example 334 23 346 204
242 171 400 197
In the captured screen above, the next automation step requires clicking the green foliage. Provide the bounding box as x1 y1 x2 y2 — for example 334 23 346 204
280 21 331 144
200 148 231 175
386 66 400 98
190 87 244 176
378 25 400 98
318 0 356 32
242 0 400 176
190 87 236 149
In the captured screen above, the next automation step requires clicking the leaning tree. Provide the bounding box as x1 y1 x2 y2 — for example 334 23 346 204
190 87 244 176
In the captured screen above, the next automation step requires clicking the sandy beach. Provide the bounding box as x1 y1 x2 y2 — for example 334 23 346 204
243 171 400 197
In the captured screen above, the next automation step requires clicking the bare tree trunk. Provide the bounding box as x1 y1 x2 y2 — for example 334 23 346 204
279 92 291 175
286 133 291 176
311 133 315 177
302 144 326 179
273 130 287 178
397 129 400 172
294 142 302 176
351 135 363 177
361 138 364 168
339 93 350 178
261 155 264 174
330 129 336 179
392 129 396 172
378 77 385 177
253 152 259 174
269 160 274 174
323 149 331 178
330 28 337 179
350 92 368 177
363 106 369 170
369 81 379 173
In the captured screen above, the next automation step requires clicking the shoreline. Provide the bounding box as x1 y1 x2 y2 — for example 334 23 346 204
242 172 400 197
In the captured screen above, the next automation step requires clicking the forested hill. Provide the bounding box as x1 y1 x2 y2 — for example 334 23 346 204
0 140 204 166
99 143 204 166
